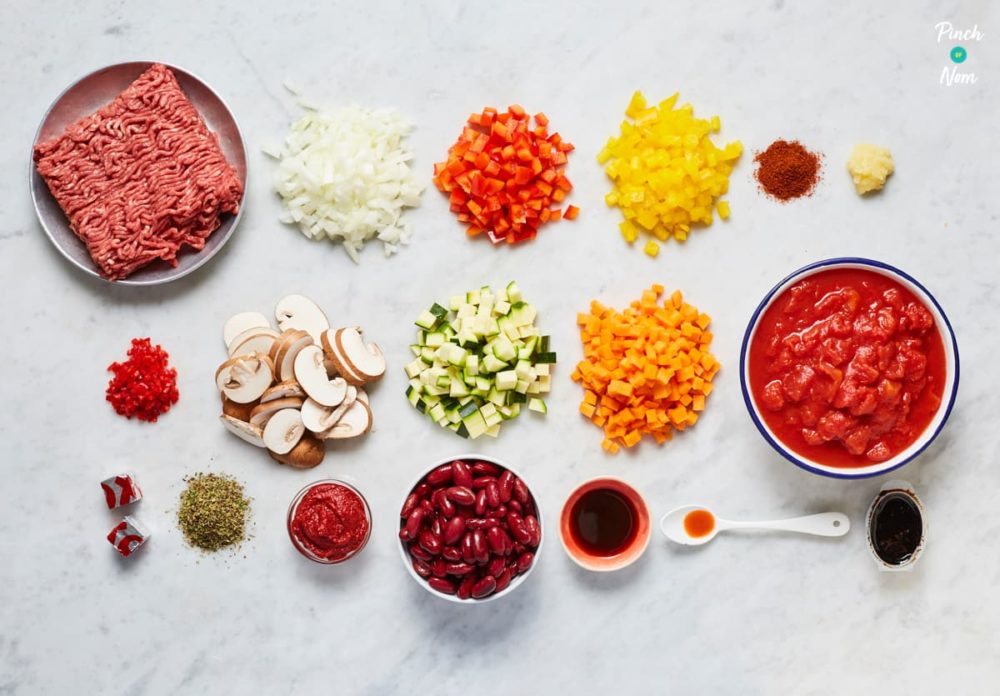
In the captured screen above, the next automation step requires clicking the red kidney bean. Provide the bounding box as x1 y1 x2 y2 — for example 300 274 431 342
442 546 462 562
451 460 474 488
475 489 488 515
485 481 501 508
446 486 476 506
444 517 466 546
523 515 541 548
471 575 497 599
494 569 512 593
405 507 427 540
401 493 419 518
462 533 476 564
487 526 507 555
412 558 432 578
472 461 501 476
487 556 506 577
513 477 530 504
419 530 442 555
517 551 534 574
498 471 514 502
398 527 410 541
457 574 476 600
472 475 496 490
493 505 507 518
420 498 434 513
512 542 526 556
433 490 456 518
427 464 453 486
445 562 475 576
465 517 500 530
471 530 489 564
430 518 442 538
508 499 522 514
408 543 432 562
432 558 447 578
415 482 431 499
508 516 532 545
428 577 456 594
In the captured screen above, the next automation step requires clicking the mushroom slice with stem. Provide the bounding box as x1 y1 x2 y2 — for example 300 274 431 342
262 408 305 455
327 327 387 385
271 330 314 383
260 380 305 403
321 329 364 385
228 327 280 359
301 386 357 433
215 353 275 404
294 345 348 407
249 396 304 429
223 311 271 348
275 295 330 343
220 414 266 447
321 398 372 440
268 433 325 469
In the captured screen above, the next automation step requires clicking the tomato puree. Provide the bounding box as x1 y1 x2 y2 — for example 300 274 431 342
290 483 370 561
748 268 946 467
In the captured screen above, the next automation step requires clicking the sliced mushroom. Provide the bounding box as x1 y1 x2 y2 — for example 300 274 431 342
321 329 364 385
220 414 266 447
228 327 280 358
271 329 314 382
301 386 357 433
355 388 369 406
275 295 330 343
268 433 325 469
321 398 372 440
249 396 304 428
260 380 306 403
294 345 348 407
333 327 387 383
215 353 275 404
222 396 257 422
262 408 305 455
223 311 271 348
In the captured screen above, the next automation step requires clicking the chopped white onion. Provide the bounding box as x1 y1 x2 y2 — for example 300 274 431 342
269 104 423 261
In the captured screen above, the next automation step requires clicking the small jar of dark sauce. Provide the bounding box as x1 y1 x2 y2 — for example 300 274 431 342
866 480 925 571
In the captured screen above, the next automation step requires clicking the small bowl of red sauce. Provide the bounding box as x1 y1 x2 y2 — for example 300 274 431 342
287 479 372 564
560 477 651 572
741 258 959 479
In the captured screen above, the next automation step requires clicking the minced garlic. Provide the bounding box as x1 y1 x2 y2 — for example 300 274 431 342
847 143 894 195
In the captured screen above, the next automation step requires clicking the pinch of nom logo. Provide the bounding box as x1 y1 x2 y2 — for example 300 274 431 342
936 21 982 85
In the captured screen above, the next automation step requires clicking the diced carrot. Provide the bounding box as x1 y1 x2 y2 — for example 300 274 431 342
572 285 719 455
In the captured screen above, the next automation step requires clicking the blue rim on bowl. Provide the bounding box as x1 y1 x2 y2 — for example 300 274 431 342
739 257 960 479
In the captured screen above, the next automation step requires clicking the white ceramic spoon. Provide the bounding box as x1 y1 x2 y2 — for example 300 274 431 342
660 505 850 546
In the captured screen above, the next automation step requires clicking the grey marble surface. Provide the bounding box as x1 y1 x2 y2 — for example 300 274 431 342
1 1 998 694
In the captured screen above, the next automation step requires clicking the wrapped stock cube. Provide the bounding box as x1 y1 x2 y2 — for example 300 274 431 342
107 516 150 558
101 473 143 509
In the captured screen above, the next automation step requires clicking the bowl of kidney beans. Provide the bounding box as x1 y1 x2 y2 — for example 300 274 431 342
398 455 543 602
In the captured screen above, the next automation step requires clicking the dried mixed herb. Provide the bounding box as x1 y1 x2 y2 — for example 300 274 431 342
177 473 250 551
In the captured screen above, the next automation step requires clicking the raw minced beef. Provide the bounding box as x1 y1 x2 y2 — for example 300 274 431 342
33 63 243 280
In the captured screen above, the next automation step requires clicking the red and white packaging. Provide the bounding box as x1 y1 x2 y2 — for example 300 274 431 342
107 516 150 557
101 473 143 509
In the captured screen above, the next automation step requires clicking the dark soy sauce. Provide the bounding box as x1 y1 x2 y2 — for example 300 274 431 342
870 492 923 565
569 488 638 556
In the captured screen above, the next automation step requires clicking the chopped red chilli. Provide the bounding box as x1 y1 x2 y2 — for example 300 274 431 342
106 338 179 422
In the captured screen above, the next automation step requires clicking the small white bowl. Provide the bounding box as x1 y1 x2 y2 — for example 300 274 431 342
397 453 543 603
740 258 959 479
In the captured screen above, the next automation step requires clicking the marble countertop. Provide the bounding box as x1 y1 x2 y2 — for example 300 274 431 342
2 1 998 694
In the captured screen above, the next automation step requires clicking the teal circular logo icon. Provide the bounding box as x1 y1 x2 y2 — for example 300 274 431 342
950 46 968 63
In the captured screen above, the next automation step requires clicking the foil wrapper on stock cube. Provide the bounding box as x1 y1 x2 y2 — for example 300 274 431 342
101 473 143 509
107 516 150 558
